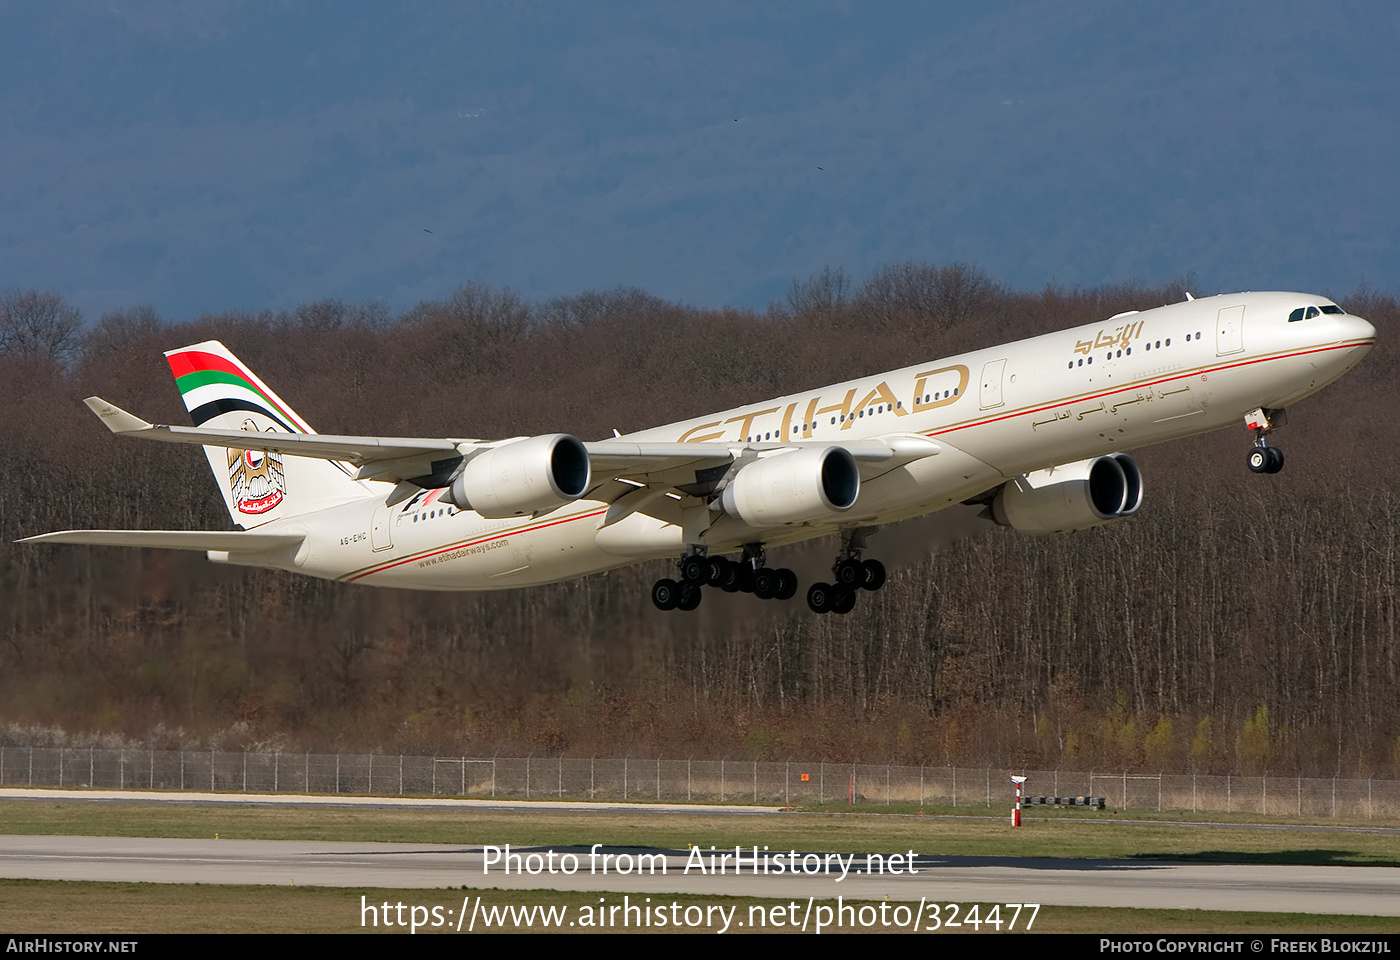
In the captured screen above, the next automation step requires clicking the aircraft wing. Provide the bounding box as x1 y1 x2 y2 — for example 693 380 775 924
83 396 942 494
84 397 464 466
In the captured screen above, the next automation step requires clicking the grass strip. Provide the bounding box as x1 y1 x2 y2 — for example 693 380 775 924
2 800 1397 866
1 879 1396 934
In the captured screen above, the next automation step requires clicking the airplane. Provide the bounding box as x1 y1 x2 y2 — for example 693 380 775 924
22 291 1375 614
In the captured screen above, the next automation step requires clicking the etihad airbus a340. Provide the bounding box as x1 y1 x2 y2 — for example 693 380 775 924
24 291 1374 613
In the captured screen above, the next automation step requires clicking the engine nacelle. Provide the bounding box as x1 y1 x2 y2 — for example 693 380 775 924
992 454 1142 535
446 434 591 518
719 446 860 526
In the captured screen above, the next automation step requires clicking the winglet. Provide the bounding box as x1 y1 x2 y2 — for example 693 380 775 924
83 397 152 434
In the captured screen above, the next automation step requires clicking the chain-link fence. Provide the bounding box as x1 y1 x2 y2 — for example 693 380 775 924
2 747 1397 818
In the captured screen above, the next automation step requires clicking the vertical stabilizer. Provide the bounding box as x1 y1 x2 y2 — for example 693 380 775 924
165 341 371 527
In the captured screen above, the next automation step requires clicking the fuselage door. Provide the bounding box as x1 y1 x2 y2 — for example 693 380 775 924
371 499 393 552
1216 304 1245 355
980 358 1007 409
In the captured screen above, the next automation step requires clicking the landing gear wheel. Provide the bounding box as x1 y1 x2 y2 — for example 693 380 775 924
652 578 680 611
1249 446 1285 474
860 559 887 591
679 554 708 585
753 567 780 600
807 582 835 614
677 584 703 611
776 568 799 601
705 556 729 586
834 558 864 587
832 587 857 614
719 562 744 593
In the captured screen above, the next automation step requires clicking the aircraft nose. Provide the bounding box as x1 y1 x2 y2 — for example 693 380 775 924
1347 314 1377 344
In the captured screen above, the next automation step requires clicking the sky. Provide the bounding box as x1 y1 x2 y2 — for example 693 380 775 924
1 1 1397 321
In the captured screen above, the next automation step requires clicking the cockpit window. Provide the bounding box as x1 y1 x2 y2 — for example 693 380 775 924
1289 304 1341 321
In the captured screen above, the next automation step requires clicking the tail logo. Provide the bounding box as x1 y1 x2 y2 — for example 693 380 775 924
228 420 286 515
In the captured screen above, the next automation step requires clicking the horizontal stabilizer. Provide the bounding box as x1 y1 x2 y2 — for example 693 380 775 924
19 530 305 552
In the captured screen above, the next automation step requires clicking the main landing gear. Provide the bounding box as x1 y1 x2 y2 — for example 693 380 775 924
652 544 798 611
806 529 887 615
1244 407 1285 475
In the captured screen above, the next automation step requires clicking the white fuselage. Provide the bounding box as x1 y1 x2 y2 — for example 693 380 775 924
252 292 1373 590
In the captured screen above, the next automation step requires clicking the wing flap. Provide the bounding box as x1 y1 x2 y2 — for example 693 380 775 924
582 438 919 470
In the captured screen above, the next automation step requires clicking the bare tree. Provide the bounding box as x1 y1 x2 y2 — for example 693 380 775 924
0 290 82 361
79 305 161 364
786 265 851 315
862 261 1000 328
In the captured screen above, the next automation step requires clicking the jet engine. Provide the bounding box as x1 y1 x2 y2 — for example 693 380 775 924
991 454 1142 535
719 446 860 526
444 434 591 518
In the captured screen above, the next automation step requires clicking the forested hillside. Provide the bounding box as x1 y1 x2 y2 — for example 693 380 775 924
2 267 1396 776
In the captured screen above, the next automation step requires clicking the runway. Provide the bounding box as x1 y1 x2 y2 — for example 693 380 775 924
0 786 778 815
4 787 1397 916
2 834 1398 916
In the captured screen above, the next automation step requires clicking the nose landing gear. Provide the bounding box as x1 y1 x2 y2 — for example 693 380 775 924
1247 444 1284 474
1244 407 1286 474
